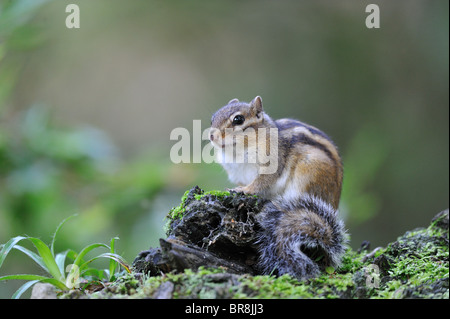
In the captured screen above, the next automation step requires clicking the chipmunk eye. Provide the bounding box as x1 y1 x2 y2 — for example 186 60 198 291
232 115 245 126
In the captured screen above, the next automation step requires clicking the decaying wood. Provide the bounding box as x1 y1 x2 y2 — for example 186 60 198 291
133 186 265 276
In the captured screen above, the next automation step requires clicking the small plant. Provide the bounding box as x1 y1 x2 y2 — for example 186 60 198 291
0 215 130 298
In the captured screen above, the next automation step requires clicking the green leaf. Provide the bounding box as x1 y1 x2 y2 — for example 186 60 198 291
27 237 63 282
80 267 105 279
13 244 47 272
325 266 335 275
11 280 40 299
65 243 108 289
81 252 131 274
109 237 119 280
51 214 77 257
65 249 79 262
65 263 81 289
0 274 67 291
72 243 109 269
0 236 27 269
55 249 73 276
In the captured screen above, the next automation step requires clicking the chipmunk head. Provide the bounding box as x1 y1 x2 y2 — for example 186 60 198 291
209 96 264 148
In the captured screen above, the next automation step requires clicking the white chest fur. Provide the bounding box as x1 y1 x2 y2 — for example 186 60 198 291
222 162 259 186
216 144 259 186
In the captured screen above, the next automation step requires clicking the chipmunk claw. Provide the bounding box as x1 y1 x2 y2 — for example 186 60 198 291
227 187 246 194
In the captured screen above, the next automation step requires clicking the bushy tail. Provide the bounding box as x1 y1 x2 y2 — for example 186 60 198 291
256 194 347 280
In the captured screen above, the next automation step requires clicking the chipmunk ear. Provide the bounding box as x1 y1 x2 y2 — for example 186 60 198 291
250 96 263 116
228 98 239 104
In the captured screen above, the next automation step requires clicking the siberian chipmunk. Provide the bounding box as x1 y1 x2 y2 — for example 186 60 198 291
210 96 346 279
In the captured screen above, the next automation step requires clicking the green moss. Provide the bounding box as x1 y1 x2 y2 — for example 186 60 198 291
337 249 364 273
235 274 315 299
164 189 191 234
164 188 260 235
139 212 449 298
65 225 448 299
167 189 190 221
63 198 449 299
194 189 231 200
367 213 449 299
166 189 233 224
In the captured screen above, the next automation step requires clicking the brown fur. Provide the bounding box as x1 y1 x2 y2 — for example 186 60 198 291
210 96 346 279
275 209 334 250
211 97 343 208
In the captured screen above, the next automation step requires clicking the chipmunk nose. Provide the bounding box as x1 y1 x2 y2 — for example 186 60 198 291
210 128 221 143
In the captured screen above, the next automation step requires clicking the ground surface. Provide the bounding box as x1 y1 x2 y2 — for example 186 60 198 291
60 188 449 299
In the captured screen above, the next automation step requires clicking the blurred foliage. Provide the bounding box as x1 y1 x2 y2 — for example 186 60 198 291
0 222 130 299
0 0 167 297
0 2 230 298
0 0 50 108
341 124 390 224
0 105 173 297
0 102 175 247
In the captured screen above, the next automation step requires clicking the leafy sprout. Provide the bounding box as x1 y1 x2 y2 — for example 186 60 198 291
0 215 130 299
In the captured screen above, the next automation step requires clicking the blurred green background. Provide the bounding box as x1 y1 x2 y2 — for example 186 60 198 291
0 0 448 297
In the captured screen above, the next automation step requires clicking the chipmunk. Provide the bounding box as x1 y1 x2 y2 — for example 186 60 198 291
209 96 347 280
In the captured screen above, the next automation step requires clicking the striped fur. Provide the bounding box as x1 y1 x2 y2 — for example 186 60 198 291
256 195 347 279
210 97 347 280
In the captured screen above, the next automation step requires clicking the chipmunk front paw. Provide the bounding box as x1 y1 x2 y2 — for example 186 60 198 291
228 186 255 195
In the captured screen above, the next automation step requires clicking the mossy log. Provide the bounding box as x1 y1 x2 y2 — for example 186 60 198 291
60 187 449 299
133 186 263 276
